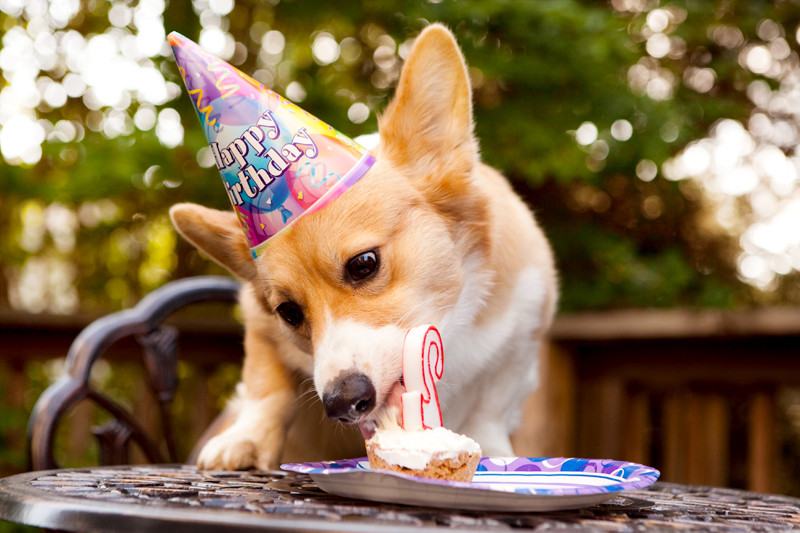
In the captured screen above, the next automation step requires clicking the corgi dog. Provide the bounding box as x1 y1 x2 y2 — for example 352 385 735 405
170 23 557 470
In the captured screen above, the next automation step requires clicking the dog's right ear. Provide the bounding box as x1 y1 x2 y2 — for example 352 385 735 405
169 203 257 282
378 24 476 181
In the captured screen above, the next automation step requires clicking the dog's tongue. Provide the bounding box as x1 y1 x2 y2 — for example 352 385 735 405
360 381 405 441
358 420 377 440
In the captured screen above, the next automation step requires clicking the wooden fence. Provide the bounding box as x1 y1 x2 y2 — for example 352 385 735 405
515 307 800 494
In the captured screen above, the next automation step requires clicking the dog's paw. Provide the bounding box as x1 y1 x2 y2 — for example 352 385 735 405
196 431 279 471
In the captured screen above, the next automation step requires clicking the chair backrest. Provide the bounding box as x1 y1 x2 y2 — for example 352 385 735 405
27 276 240 471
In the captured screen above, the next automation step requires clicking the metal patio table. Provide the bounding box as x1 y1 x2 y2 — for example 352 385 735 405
2 464 800 532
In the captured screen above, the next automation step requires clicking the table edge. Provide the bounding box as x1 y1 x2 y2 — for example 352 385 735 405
0 466 443 533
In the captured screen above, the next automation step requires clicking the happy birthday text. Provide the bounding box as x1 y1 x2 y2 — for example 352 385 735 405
210 110 318 206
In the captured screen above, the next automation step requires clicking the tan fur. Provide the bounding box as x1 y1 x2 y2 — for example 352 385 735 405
470 165 558 329
170 24 557 469
170 206 257 282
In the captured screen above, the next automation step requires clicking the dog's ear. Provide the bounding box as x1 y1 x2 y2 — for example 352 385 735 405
379 24 477 180
170 203 257 282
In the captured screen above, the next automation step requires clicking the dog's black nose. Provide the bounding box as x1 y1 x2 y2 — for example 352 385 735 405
322 371 376 423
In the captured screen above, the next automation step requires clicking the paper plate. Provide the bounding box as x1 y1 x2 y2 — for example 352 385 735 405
281 456 660 512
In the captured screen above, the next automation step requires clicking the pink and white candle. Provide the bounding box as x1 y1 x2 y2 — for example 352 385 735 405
401 325 444 430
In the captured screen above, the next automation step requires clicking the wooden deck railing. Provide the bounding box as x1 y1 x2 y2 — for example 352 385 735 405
514 307 800 494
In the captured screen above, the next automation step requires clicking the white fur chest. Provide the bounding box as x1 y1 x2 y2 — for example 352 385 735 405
437 264 547 432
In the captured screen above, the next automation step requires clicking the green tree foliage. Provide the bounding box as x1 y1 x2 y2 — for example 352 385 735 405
2 0 800 314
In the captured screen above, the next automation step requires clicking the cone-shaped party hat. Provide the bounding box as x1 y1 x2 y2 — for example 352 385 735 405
168 32 376 258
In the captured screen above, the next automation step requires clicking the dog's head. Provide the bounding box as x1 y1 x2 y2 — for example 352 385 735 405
170 24 486 433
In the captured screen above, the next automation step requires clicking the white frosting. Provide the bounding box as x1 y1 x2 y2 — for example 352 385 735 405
369 427 481 471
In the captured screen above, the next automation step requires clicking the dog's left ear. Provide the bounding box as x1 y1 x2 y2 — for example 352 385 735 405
170 203 258 282
379 24 477 183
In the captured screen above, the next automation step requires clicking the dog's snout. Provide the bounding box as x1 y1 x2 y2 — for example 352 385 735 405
322 372 376 423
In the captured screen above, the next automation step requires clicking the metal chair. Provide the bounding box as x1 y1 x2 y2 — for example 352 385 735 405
27 276 241 471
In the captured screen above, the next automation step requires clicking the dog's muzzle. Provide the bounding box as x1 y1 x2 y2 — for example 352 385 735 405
322 371 376 423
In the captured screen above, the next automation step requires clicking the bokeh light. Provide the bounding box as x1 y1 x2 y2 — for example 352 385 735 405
312 33 339 66
611 119 633 141
636 159 657 182
347 102 370 124
665 113 800 288
0 0 188 166
575 122 598 145
285 81 306 102
155 108 183 148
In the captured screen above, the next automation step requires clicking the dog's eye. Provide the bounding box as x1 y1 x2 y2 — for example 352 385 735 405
346 251 379 282
276 302 304 327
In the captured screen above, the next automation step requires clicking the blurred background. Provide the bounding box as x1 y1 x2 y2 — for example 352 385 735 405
2 0 800 509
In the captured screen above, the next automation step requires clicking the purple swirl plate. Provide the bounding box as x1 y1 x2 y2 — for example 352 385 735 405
281 457 660 511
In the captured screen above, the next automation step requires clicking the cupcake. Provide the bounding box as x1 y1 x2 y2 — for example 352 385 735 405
366 424 482 482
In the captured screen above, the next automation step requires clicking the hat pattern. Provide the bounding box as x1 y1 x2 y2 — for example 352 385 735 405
169 32 376 257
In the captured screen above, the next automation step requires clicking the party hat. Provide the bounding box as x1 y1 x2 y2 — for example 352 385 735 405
168 32 376 258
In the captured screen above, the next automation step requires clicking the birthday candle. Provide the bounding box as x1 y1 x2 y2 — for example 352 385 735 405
401 325 444 430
